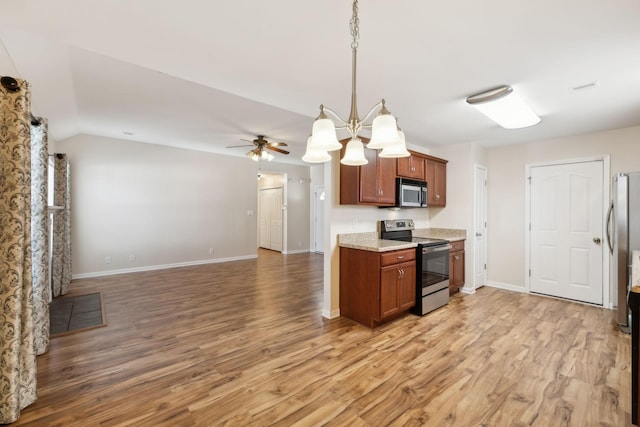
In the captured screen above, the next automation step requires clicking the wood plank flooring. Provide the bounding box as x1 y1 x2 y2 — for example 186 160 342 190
13 250 631 426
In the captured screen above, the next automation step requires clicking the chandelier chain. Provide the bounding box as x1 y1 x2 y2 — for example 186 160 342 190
350 0 359 50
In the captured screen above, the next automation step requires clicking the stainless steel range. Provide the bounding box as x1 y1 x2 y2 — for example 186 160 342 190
380 219 451 315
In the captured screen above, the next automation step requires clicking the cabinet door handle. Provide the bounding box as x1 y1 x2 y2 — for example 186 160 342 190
397 256 404 259
436 194 441 199
455 256 460 260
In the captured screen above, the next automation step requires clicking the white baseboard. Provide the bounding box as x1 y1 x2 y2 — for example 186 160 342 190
460 286 476 295
485 281 526 293
322 308 340 319
72 254 258 280
283 249 313 255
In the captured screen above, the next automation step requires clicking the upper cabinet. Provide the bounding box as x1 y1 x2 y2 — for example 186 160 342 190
396 153 426 181
339 144 447 208
398 150 448 207
425 157 447 207
340 141 397 206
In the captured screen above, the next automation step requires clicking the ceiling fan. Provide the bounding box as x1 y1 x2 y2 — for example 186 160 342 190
226 135 289 162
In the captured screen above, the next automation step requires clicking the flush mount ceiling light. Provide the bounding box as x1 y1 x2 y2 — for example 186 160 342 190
466 85 541 129
302 0 409 166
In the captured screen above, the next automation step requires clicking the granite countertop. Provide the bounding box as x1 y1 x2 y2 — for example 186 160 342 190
338 228 467 252
413 228 466 242
338 232 418 252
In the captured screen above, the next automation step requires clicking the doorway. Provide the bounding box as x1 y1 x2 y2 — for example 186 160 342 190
527 159 606 305
258 173 285 253
472 164 488 292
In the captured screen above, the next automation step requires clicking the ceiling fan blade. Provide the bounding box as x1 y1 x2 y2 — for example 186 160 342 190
226 144 254 148
267 141 288 147
240 138 256 144
268 146 290 155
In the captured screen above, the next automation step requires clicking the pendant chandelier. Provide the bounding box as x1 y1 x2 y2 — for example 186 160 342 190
302 0 409 166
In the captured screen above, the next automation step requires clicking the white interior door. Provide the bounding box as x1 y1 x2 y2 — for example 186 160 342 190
259 189 270 248
529 161 604 304
259 187 283 252
270 187 283 251
473 165 488 290
314 186 325 253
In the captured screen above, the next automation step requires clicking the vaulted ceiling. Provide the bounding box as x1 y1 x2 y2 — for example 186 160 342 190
1 0 639 164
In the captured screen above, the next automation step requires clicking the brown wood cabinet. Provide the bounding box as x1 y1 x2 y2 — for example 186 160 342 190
426 157 447 207
396 153 426 181
340 247 416 328
449 240 465 295
340 143 396 206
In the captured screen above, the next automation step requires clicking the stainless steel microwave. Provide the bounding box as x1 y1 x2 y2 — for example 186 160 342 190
396 178 427 208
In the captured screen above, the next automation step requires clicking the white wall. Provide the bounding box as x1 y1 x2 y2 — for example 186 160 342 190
309 164 324 252
58 134 311 277
429 142 487 291
486 125 640 289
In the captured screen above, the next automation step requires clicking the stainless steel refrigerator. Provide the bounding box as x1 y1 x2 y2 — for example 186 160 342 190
607 172 640 332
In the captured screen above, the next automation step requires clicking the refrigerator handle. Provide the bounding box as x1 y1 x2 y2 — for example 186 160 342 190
606 201 614 255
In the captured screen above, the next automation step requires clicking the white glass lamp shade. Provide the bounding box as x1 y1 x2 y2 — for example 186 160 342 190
379 130 410 158
251 152 259 162
311 118 342 151
466 86 540 129
367 113 399 149
340 137 368 166
302 137 331 163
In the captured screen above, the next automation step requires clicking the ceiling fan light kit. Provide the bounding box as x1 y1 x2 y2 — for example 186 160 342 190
248 149 274 162
229 135 289 162
302 0 408 166
466 85 541 129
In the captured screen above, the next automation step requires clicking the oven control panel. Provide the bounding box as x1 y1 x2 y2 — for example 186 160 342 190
381 219 415 232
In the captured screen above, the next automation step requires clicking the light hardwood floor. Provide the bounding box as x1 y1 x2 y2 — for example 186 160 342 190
14 250 631 426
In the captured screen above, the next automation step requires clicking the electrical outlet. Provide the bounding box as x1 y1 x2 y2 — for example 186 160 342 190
105 256 111 264
129 254 136 262
209 248 214 255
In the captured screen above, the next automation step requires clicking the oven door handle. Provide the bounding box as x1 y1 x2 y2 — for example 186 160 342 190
422 244 451 254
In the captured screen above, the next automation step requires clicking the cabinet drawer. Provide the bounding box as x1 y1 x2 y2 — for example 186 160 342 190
450 240 465 252
380 249 416 266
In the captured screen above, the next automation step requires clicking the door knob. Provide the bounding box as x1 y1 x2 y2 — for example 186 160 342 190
593 237 601 244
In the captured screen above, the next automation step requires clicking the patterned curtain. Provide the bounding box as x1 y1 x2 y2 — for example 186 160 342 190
51 153 71 297
0 77 38 423
30 118 50 355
